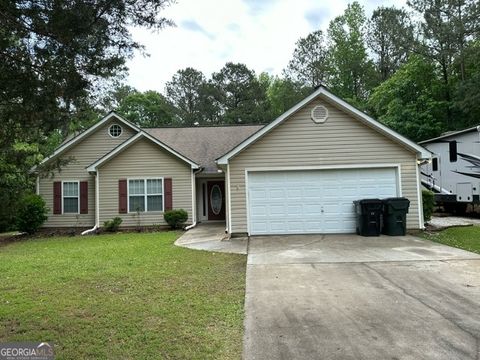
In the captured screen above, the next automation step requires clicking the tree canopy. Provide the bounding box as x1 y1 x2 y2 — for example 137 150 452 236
1 0 480 230
0 0 173 230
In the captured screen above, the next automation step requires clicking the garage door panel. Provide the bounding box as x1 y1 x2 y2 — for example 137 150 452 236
251 222 268 233
250 204 268 216
304 204 322 215
287 188 302 199
269 189 286 199
270 222 287 232
248 168 398 235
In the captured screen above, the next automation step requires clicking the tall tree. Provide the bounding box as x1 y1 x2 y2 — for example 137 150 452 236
267 76 311 118
408 0 480 82
284 30 331 87
327 1 377 104
453 40 480 129
407 0 480 125
116 90 177 127
165 67 208 125
368 56 447 142
367 7 415 81
100 83 136 112
211 62 269 124
0 0 172 231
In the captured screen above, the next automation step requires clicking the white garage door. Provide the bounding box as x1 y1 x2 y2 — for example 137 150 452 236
247 168 398 235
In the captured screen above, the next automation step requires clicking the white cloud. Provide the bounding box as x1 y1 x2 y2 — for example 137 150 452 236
126 0 406 92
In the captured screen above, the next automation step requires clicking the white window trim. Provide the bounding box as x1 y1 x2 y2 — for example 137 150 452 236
127 177 165 213
108 123 123 138
62 180 80 214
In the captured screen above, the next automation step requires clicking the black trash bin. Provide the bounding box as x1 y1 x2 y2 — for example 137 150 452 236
354 199 383 236
382 198 410 236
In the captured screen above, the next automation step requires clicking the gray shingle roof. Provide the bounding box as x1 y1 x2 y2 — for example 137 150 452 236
145 125 264 173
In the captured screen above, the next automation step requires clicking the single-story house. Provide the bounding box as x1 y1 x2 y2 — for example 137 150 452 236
35 86 430 236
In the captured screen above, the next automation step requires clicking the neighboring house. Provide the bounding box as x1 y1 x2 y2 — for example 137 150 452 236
420 125 480 213
34 86 430 236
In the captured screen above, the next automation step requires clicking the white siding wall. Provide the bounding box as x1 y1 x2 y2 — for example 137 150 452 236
98 138 193 227
229 96 421 234
39 120 136 227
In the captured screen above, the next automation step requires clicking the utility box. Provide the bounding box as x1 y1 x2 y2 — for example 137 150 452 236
382 198 410 236
354 199 383 237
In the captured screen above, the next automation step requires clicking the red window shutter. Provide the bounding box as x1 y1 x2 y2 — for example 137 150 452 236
119 179 128 213
164 178 172 211
80 181 88 214
53 181 62 214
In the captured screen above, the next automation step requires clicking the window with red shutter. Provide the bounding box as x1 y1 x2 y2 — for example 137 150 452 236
53 181 62 214
119 179 127 213
164 178 172 211
80 181 88 214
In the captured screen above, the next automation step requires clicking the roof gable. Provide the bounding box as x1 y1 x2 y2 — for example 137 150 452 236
216 86 431 164
86 131 200 171
33 112 141 171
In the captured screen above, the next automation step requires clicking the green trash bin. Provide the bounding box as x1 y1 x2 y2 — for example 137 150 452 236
354 199 383 236
382 198 410 236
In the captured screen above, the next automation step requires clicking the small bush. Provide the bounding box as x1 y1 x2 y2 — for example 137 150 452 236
163 209 188 229
16 194 48 234
103 217 123 232
422 189 435 222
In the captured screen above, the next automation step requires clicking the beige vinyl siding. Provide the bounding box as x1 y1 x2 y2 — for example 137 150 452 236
39 120 136 227
98 138 193 227
229 95 421 234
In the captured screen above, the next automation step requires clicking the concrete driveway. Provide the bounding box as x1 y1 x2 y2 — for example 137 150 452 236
244 234 480 360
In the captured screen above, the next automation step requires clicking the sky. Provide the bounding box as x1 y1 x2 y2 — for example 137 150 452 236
126 0 406 92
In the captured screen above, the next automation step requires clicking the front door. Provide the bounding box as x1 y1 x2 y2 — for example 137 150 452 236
207 181 226 220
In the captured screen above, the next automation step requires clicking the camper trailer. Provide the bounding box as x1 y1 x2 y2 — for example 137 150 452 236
420 125 480 213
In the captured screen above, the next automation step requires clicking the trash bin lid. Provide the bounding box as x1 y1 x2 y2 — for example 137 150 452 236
383 197 410 210
357 198 382 204
354 198 383 211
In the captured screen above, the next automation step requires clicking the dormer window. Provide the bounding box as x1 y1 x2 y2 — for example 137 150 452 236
109 124 122 138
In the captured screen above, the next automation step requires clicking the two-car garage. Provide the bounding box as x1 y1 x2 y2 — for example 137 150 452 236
218 87 429 235
247 167 399 235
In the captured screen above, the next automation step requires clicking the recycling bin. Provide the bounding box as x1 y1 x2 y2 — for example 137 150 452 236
354 199 383 236
382 198 410 236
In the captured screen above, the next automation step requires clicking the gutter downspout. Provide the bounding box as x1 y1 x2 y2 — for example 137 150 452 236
184 167 204 231
82 171 100 235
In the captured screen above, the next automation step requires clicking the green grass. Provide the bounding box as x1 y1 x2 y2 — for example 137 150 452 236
0 232 246 359
422 226 480 254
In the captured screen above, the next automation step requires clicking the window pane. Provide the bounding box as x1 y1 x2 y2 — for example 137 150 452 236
449 141 457 162
129 196 145 212
147 195 163 211
147 179 162 194
129 180 145 195
63 182 78 196
64 198 78 213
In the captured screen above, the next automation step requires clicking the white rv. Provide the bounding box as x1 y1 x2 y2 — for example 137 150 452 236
420 125 480 213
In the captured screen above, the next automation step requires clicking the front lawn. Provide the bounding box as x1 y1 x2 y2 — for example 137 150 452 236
0 232 246 359
422 226 480 254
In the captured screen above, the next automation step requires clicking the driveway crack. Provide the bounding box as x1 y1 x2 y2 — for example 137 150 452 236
363 262 480 360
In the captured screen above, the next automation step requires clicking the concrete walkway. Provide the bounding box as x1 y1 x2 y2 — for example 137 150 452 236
175 223 248 254
244 235 480 360
428 215 480 229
